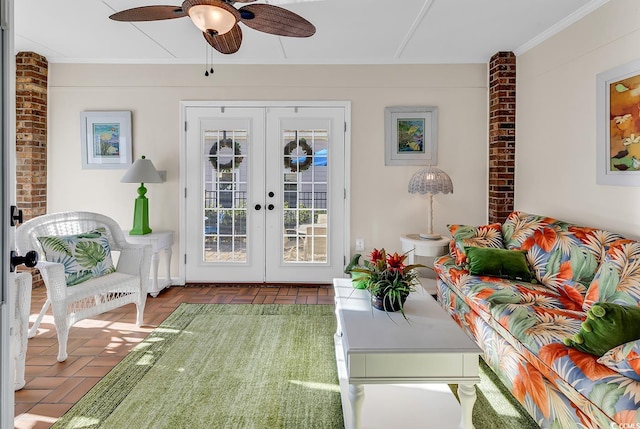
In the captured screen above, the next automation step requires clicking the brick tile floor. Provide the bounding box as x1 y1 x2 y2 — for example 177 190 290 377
14 284 334 429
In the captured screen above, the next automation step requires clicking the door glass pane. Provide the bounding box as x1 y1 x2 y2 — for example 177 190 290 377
282 129 328 263
202 129 248 263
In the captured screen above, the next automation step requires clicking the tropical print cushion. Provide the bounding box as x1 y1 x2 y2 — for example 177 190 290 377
447 223 503 266
501 212 624 305
598 339 640 382
584 240 640 310
435 255 584 353
38 228 116 286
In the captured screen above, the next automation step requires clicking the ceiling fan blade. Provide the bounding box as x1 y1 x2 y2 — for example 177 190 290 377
239 4 315 37
203 24 243 54
109 5 186 22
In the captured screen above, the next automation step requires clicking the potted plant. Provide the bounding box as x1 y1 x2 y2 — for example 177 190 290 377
349 248 425 318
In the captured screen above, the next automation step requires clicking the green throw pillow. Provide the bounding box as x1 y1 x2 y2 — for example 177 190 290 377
464 246 534 282
564 303 640 356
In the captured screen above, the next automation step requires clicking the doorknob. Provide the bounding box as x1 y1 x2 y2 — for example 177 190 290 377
254 204 262 211
10 250 38 272
267 204 275 210
268 191 275 198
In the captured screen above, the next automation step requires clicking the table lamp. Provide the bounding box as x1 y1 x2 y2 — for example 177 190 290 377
121 155 163 235
408 165 453 240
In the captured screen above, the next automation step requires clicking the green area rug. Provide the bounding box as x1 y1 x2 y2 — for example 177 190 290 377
450 359 539 429
53 303 538 429
52 304 343 429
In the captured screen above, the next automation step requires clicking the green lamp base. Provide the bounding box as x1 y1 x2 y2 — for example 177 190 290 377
129 184 152 235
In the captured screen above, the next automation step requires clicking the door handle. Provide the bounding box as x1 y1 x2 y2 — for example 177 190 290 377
10 250 38 272
268 191 275 198
254 204 262 211
10 205 23 226
267 204 275 211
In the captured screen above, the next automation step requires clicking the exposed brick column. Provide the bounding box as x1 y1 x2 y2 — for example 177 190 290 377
488 52 516 224
16 51 48 286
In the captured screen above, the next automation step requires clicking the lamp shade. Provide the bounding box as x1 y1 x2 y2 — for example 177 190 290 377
121 156 162 184
121 156 162 235
408 166 454 195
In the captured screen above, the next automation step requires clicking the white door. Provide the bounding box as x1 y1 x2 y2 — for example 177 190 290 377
183 103 348 283
1 0 15 424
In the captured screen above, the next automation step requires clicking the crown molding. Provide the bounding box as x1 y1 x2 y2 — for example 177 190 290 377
514 0 610 56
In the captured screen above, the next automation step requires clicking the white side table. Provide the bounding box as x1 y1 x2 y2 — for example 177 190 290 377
126 230 174 297
400 234 450 295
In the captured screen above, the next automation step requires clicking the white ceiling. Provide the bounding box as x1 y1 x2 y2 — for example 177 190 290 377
14 0 604 65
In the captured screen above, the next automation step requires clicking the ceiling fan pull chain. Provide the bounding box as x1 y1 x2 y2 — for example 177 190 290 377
204 41 209 76
210 46 215 75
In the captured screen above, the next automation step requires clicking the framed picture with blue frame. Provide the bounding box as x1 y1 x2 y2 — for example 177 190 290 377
384 106 438 166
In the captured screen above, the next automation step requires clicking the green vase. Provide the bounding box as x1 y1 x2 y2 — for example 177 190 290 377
351 272 368 289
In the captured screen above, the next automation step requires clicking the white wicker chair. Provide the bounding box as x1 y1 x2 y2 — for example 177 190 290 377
16 211 152 362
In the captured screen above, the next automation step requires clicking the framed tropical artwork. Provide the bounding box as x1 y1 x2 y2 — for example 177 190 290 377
384 106 438 166
596 59 640 186
80 111 133 169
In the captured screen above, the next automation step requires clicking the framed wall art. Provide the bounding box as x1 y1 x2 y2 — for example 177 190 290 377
384 106 438 166
80 111 132 169
596 59 640 186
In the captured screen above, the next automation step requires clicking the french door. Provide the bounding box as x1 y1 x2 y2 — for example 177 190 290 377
183 103 348 283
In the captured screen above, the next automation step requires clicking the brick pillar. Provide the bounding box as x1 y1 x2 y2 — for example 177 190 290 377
488 52 516 224
16 51 48 286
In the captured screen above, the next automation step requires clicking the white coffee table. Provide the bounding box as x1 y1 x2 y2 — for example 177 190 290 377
333 278 481 429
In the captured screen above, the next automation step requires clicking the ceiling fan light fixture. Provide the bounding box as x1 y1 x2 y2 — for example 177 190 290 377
188 4 236 35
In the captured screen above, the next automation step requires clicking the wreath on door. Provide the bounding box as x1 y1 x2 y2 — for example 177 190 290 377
209 138 243 171
283 138 313 172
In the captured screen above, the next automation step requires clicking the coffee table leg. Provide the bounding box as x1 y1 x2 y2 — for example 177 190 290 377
457 383 476 429
348 383 364 429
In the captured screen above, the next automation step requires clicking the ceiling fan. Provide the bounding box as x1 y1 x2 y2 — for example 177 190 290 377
109 0 316 55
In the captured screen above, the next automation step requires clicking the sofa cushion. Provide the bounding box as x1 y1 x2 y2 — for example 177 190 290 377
435 254 584 353
465 246 534 282
564 302 640 356
584 240 640 310
501 212 623 293
598 339 640 382
447 223 503 266
37 228 116 286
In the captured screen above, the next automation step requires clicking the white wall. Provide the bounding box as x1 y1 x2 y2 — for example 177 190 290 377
47 63 488 278
516 0 640 238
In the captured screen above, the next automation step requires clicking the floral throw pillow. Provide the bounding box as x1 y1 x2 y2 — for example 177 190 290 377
598 339 640 382
447 223 504 266
37 228 116 286
583 240 640 311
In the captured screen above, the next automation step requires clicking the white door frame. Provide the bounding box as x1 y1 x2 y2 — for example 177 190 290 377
1 0 15 424
178 100 351 284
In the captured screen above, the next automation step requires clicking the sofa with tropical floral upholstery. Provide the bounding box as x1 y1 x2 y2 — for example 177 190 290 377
434 211 640 429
